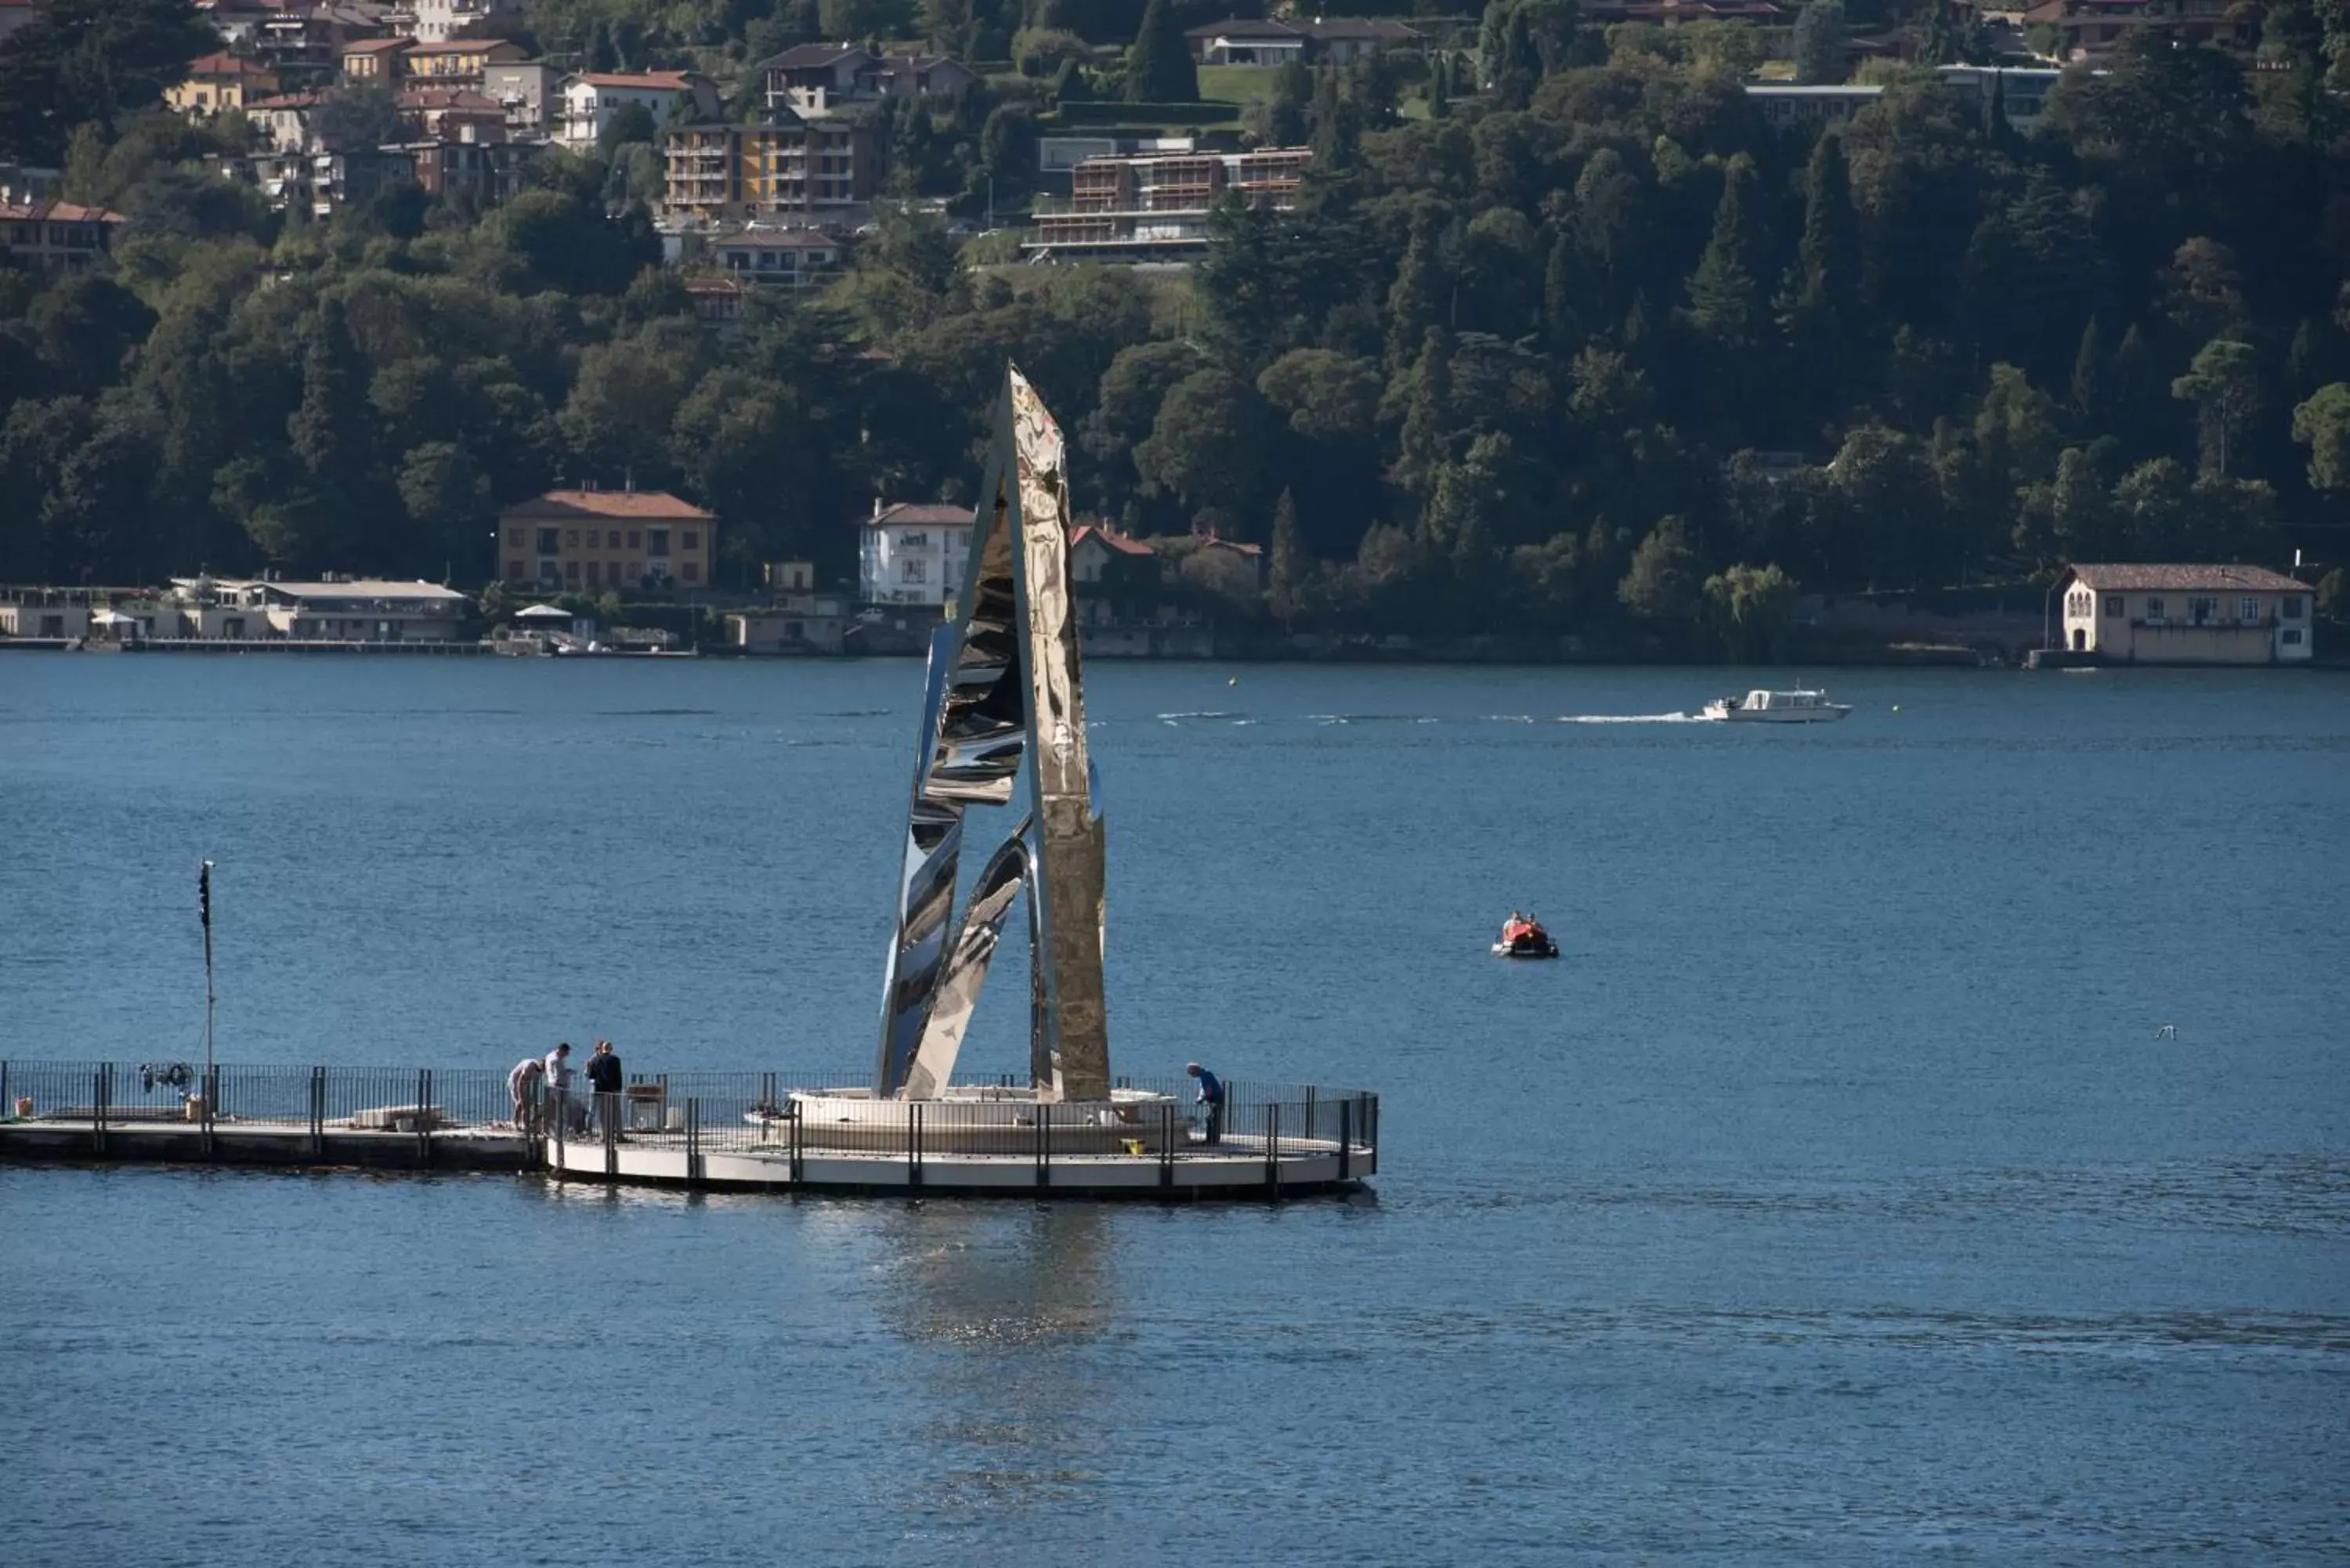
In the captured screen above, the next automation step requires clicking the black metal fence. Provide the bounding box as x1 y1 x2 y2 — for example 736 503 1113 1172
0 1059 1379 1180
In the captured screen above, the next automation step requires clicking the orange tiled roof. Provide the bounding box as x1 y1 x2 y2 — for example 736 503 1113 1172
1072 524 1154 557
505 489 715 519
0 200 126 225
575 70 700 90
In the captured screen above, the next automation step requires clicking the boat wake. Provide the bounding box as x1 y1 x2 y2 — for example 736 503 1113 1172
1556 712 1708 724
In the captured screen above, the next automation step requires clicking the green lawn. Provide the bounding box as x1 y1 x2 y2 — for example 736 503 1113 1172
1197 63 1279 110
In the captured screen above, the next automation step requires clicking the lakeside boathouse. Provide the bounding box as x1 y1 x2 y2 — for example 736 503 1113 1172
2054 564 2316 666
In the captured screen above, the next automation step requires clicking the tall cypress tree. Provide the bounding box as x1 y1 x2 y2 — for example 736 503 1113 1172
1386 212 1443 370
1124 0 1198 103
2070 316 2107 421
1795 132 1858 317
1683 161 1759 349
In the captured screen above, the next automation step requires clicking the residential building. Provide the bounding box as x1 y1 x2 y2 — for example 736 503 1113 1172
402 137 539 199
1744 82 1882 128
0 200 125 273
555 70 721 147
1744 67 2060 133
497 490 718 592
302 147 415 218
340 36 413 81
481 60 557 133
728 589 851 654
1581 0 1783 20
1932 65 2060 131
397 84 508 143
1028 146 1308 261
662 112 879 221
248 92 324 152
1184 16 1426 65
256 5 385 81
2055 564 2314 664
682 273 750 333
401 37 526 87
2021 0 2236 58
757 44 975 117
166 52 281 117
165 576 473 641
1070 525 1163 627
696 224 841 287
400 0 522 45
1037 132 1234 186
859 501 974 606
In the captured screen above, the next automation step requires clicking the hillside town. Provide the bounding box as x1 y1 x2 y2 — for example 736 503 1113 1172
2 0 2348 663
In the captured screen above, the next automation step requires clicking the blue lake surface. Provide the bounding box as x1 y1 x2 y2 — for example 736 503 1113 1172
1 655 2345 1565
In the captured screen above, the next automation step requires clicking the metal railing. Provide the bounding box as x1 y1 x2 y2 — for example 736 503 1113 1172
0 1059 1378 1182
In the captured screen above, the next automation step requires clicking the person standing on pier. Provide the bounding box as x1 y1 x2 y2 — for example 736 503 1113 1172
507 1056 544 1127
544 1042 578 1133
1187 1061 1224 1146
585 1040 624 1136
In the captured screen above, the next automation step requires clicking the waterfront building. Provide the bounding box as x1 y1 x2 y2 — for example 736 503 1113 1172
497 490 718 592
859 501 974 607
2055 564 2314 664
168 576 472 641
0 594 92 641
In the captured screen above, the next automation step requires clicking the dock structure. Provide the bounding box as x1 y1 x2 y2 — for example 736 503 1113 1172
0 1060 1378 1201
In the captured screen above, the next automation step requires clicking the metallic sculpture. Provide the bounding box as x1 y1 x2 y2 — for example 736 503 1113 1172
875 367 1111 1103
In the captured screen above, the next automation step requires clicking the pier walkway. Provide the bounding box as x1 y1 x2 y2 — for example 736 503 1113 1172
0 1060 1378 1201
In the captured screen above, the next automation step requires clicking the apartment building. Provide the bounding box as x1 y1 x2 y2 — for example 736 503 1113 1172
1028 146 1308 261
663 112 879 220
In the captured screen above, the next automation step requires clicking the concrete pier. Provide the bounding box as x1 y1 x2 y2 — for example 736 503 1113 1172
0 1062 1378 1202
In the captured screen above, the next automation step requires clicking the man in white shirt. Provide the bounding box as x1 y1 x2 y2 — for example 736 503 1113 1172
544 1042 579 1133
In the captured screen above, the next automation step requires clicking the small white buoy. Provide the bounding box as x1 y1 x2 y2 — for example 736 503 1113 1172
1227 677 1238 687
1892 704 1901 714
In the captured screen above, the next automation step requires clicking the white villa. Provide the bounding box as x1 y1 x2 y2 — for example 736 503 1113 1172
555 70 721 147
858 502 974 607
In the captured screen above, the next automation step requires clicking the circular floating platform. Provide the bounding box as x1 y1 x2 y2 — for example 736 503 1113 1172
542 1082 1378 1201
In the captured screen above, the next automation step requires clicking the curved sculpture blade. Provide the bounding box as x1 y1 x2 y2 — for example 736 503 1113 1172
902 816 1034 1101
1007 367 1111 1104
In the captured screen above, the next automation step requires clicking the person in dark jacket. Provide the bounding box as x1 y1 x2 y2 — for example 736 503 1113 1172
1186 1061 1224 1146
585 1039 625 1135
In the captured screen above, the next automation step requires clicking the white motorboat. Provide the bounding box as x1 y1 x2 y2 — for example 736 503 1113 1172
1702 688 1853 723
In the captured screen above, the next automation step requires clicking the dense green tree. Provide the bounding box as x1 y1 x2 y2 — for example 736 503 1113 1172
1123 0 1197 103
1618 515 1699 624
1792 0 1846 84
1133 367 1268 533
1703 562 1796 662
0 0 216 162
2171 338 2264 479
2292 382 2350 492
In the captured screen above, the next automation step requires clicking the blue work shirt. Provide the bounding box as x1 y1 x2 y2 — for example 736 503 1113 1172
1194 1068 1223 1104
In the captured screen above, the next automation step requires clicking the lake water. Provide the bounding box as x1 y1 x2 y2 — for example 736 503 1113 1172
1 656 2345 1566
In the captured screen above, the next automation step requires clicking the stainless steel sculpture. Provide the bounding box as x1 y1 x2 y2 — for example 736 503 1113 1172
875 366 1111 1103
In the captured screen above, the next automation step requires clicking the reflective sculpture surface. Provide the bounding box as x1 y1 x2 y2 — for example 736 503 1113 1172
874 366 1110 1102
